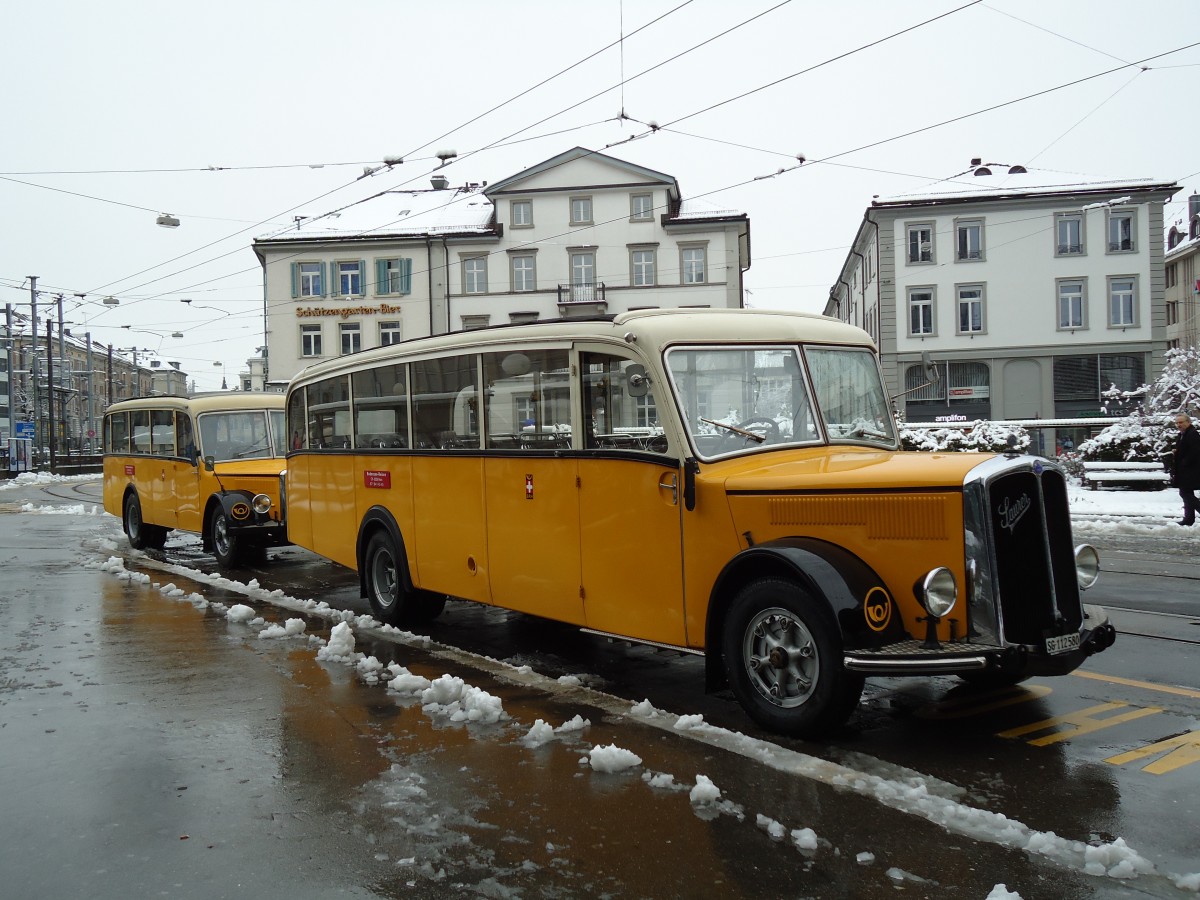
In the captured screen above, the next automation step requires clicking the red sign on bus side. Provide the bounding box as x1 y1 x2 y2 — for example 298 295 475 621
364 470 391 489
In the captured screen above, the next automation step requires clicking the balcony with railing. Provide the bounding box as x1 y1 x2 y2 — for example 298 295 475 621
557 282 606 307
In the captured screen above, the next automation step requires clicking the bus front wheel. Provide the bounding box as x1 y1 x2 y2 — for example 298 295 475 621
124 493 167 551
364 531 446 626
723 577 862 738
209 508 243 568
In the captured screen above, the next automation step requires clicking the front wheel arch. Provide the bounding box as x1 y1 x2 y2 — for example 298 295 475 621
357 509 445 626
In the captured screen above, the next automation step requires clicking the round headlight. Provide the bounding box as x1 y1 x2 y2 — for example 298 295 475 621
921 567 958 618
252 493 272 515
1074 544 1099 590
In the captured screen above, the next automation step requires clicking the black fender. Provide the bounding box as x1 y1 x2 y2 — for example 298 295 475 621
704 537 905 692
356 506 416 600
212 491 258 530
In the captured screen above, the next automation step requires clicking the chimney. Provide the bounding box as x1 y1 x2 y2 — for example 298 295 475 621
1189 193 1200 220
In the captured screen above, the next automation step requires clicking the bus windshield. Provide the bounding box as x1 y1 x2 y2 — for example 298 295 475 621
666 343 895 458
804 346 896 447
197 410 280 461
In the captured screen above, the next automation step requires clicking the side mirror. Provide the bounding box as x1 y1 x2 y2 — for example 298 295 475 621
203 455 215 472
921 350 941 384
626 364 650 398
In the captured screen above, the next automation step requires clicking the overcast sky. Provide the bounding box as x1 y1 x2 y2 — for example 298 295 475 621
4 0 1198 392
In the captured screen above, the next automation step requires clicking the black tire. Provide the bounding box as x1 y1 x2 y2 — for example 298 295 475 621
209 508 243 568
363 530 446 626
723 577 862 738
124 493 167 551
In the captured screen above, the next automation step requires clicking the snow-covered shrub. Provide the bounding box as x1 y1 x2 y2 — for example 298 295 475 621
1075 417 1174 463
899 420 1029 454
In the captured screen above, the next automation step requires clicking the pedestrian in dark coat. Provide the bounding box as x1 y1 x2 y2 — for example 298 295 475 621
1171 412 1200 526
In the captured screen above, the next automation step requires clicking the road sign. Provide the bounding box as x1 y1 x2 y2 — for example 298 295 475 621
14 422 34 439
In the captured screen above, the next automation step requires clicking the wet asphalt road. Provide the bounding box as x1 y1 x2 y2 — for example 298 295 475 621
1 477 1197 899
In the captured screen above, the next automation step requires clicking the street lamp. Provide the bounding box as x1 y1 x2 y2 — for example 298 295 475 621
156 213 180 228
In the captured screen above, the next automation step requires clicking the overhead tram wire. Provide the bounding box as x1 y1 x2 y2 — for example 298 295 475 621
111 38 1200 320
64 4 704 311
72 2 798 311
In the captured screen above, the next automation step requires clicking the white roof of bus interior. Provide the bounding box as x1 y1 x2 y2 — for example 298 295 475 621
289 308 874 386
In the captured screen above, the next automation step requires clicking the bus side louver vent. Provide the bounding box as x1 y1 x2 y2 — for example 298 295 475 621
769 495 947 540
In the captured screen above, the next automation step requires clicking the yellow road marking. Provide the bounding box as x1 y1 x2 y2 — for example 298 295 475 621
1106 730 1200 775
1071 669 1200 700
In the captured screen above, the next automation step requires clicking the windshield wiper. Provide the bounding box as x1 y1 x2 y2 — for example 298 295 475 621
699 417 766 443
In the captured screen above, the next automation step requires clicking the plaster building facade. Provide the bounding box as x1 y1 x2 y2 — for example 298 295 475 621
825 164 1179 444
1165 193 1200 352
254 148 750 387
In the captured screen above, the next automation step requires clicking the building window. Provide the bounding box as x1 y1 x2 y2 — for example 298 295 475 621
462 256 488 294
1108 276 1137 327
340 323 361 355
631 248 656 286
295 262 324 298
511 255 536 292
1166 262 1178 289
1107 209 1136 253
571 251 595 288
511 200 533 228
569 196 593 225
906 223 934 264
956 284 985 334
1055 213 1085 256
376 258 411 295
379 321 402 346
336 260 364 296
630 193 653 220
955 218 984 261
681 245 707 284
300 324 323 357
1057 279 1087 330
907 287 936 336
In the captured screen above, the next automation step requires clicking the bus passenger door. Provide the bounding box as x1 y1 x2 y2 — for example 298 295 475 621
147 409 178 529
575 349 686 647
481 348 583 622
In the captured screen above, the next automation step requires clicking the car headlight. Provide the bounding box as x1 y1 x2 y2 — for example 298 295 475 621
1074 544 1099 590
921 567 958 618
252 493 272 515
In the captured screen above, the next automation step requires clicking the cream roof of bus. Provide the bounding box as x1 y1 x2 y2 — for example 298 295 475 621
289 309 875 387
105 392 286 416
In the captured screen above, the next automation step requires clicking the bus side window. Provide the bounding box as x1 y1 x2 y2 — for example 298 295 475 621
411 354 479 450
130 410 151 454
306 375 351 450
107 412 130 454
581 352 668 453
352 364 409 449
483 348 572 449
176 415 196 462
151 410 175 456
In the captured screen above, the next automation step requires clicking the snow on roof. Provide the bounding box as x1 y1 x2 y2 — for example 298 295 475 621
674 197 744 220
874 166 1175 207
255 186 494 243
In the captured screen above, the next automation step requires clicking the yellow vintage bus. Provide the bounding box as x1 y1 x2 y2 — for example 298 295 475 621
282 308 1114 736
102 393 288 567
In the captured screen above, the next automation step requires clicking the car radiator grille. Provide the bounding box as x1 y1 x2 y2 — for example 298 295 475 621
987 468 1081 645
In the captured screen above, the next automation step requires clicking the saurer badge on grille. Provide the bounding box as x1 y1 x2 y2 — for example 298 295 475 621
997 493 1031 533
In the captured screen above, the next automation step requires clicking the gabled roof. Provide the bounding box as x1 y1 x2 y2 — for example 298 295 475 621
484 146 679 198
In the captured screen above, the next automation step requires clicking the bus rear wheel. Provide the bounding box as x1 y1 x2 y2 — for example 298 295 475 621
364 531 445 626
209 508 243 568
124 493 167 551
723 577 862 738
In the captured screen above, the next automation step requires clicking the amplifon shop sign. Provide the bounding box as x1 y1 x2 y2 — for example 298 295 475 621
296 303 404 320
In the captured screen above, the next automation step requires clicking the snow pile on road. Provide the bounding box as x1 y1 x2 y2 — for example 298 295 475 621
226 604 258 624
258 618 307 639
985 886 1023 900
317 621 356 661
689 774 721 804
586 744 642 773
18 502 99 516
0 471 97 490
420 674 506 725
522 715 591 747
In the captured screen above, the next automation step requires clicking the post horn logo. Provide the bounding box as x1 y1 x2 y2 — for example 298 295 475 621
230 502 251 520
864 587 892 632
